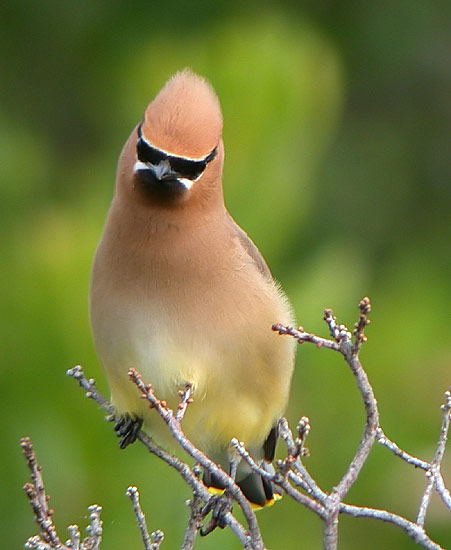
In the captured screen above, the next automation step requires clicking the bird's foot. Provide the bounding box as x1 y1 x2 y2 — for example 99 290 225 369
200 494 233 536
113 413 143 449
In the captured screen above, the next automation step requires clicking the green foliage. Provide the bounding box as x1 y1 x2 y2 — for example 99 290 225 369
2 1 450 548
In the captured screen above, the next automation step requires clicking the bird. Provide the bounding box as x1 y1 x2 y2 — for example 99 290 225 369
90 69 296 509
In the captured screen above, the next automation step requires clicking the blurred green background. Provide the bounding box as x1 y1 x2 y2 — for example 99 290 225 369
2 1 450 548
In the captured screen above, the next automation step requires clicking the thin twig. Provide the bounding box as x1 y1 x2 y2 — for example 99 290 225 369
128 368 265 550
67 365 262 550
277 418 327 505
67 367 210 502
272 298 451 550
22 437 105 550
275 299 379 550
376 428 430 470
417 388 451 526
230 437 326 518
182 495 203 550
277 416 309 475
330 327 379 502
126 486 154 550
377 403 451 517
435 473 451 509
150 530 165 550
176 382 194 421
67 525 81 550
352 297 371 355
24 536 54 549
340 503 444 550
86 505 103 550
21 437 62 548
60 297 450 550
272 324 340 351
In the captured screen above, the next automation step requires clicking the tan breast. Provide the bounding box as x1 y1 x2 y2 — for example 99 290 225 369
90 204 295 450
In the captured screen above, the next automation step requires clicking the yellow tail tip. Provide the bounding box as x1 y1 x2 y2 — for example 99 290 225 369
251 492 283 511
207 486 225 497
206 485 282 510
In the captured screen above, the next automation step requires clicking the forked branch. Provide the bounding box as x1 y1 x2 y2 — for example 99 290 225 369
23 298 450 549
272 297 450 549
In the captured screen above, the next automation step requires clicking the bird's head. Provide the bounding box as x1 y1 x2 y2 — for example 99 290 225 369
117 69 224 209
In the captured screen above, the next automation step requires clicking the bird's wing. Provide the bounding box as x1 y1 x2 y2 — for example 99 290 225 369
227 213 273 283
262 425 278 462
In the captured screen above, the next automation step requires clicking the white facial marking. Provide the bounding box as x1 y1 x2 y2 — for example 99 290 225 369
178 178 194 190
134 160 148 173
133 160 195 190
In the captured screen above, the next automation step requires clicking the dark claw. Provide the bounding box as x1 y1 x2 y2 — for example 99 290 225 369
200 518 217 537
213 496 232 529
200 495 232 536
114 414 143 449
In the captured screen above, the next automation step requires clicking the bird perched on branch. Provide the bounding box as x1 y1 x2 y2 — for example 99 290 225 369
90 69 296 508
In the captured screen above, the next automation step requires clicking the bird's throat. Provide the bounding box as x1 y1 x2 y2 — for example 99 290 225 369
135 168 190 207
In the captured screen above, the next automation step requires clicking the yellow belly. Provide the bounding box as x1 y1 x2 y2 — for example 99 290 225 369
95 297 294 454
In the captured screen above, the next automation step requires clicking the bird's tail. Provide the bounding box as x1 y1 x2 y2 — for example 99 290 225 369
203 462 282 509
203 425 282 509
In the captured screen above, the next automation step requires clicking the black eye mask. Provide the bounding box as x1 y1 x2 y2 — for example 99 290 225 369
137 123 217 181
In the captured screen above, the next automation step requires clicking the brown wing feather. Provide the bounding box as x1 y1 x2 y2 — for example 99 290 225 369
227 213 273 282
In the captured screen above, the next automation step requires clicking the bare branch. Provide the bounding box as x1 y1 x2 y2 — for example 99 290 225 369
352 297 371 355
21 437 63 548
66 366 115 416
273 301 379 512
272 323 339 351
274 300 380 549
340 503 444 550
56 299 449 550
277 418 327 505
22 437 104 550
272 297 450 550
125 487 164 550
66 367 210 504
331 332 379 503
66 365 263 550
126 486 156 550
67 525 81 550
417 388 451 526
150 531 165 550
377 392 451 522
24 535 54 550
176 383 194 422
376 428 430 470
277 416 310 475
182 495 203 550
85 505 103 550
231 437 326 517
435 473 451 509
127 368 265 550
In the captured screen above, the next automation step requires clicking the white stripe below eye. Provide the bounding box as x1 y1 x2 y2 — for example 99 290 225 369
178 178 194 190
133 161 195 190
133 160 149 173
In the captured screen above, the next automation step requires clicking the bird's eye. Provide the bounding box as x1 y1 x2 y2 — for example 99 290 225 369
168 157 206 180
136 122 218 182
137 138 167 165
169 146 218 181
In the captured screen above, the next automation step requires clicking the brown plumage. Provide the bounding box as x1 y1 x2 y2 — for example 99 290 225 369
142 70 222 158
90 69 296 508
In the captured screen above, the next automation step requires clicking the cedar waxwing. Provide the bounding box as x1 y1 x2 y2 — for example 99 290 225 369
90 69 296 508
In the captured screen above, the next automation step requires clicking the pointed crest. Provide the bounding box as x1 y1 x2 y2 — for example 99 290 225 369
142 69 223 159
